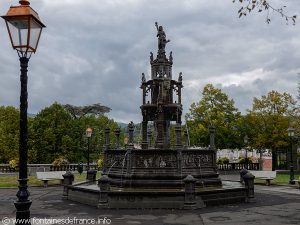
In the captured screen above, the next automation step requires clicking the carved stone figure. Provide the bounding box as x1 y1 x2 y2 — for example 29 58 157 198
150 52 154 62
155 22 170 52
142 73 146 83
169 51 173 63
178 72 183 82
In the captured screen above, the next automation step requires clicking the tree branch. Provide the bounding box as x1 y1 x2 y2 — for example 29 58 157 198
234 0 297 25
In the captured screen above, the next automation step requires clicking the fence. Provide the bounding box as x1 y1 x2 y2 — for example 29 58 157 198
217 162 260 171
1 163 260 173
0 163 99 174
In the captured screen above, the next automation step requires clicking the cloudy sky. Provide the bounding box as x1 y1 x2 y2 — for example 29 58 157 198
0 0 299 123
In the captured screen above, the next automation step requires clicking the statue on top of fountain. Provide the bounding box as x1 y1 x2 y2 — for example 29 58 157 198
155 22 170 55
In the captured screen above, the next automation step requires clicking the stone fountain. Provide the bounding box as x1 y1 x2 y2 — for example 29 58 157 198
64 23 251 209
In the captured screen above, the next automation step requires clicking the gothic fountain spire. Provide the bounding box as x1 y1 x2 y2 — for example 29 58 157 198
140 23 183 149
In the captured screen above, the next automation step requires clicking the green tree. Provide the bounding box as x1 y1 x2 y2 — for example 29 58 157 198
30 103 74 163
186 84 241 149
246 90 297 152
79 114 120 163
62 103 111 119
62 103 119 163
0 106 19 163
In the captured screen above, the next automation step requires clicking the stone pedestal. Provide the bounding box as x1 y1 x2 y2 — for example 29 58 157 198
240 168 248 183
243 172 255 202
184 175 203 209
62 171 74 200
98 175 110 208
86 170 97 181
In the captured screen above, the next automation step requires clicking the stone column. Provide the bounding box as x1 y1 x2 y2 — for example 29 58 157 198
178 86 182 104
209 125 217 169
114 127 121 149
105 127 110 150
141 120 148 149
128 122 134 149
62 171 74 200
155 120 165 148
98 175 110 208
209 125 216 150
175 123 182 149
177 149 182 174
147 128 152 148
184 128 189 148
126 149 132 175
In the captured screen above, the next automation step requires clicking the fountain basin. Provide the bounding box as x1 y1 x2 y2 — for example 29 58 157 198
66 180 247 209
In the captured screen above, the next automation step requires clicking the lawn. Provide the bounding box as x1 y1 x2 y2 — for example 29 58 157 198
0 172 100 188
254 173 300 185
1 172 297 187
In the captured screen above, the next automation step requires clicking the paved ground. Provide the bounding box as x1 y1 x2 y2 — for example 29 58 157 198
1 178 300 225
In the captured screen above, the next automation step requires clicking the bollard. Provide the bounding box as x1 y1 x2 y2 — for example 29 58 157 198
240 168 248 183
86 170 97 181
243 172 255 202
98 175 110 208
183 175 204 209
62 171 74 200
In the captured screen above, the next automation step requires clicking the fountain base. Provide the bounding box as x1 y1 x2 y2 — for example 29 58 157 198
66 181 247 209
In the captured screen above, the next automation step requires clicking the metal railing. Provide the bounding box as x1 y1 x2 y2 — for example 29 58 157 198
217 163 260 170
1 162 260 173
0 163 99 173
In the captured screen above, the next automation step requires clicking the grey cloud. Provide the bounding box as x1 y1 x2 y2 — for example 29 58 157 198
0 0 299 123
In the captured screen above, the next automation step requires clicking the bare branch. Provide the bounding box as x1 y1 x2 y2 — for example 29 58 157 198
233 0 297 25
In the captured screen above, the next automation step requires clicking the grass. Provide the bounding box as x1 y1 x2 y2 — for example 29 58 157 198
254 173 300 185
0 172 101 188
1 172 297 187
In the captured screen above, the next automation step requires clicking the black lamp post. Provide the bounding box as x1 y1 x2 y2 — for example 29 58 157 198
86 127 93 172
244 135 249 164
287 127 295 185
1 1 45 224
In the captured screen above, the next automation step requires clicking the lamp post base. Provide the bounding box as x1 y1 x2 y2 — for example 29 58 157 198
14 200 32 225
289 180 295 185
289 165 295 185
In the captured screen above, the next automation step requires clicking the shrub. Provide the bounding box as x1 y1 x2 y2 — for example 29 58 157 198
217 157 229 164
52 156 69 166
9 159 19 169
238 157 253 164
97 159 103 169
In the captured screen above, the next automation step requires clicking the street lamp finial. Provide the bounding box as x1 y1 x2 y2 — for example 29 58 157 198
19 0 30 6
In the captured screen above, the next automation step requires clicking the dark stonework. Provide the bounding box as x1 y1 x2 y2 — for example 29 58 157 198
102 23 221 189
243 172 255 201
86 170 97 182
140 23 182 149
66 23 248 209
62 171 74 200
114 127 121 149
